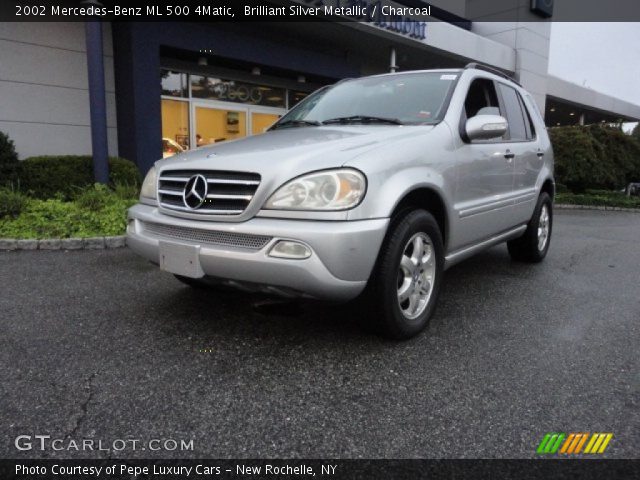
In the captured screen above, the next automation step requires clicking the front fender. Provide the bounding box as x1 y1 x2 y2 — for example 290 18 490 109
344 122 458 222
350 167 455 221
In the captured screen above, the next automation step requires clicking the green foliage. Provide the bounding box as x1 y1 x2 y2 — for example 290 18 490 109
112 181 141 201
587 125 640 187
0 187 26 219
556 190 640 209
18 156 141 200
0 131 20 188
0 184 137 239
549 125 640 193
75 183 112 210
549 126 608 193
631 123 640 143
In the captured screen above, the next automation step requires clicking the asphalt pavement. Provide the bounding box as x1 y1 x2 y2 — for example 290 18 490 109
0 210 638 459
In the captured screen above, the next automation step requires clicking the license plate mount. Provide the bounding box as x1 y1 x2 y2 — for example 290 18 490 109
158 241 204 278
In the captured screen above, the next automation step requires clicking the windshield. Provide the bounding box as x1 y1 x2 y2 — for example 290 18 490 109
273 72 458 128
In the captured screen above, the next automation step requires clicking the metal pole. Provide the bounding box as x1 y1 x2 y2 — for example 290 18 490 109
85 20 109 184
390 48 398 73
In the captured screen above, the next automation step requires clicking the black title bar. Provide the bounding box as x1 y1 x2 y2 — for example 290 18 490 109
2 0 640 22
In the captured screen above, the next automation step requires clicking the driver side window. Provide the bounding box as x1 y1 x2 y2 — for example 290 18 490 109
464 78 501 119
463 78 505 142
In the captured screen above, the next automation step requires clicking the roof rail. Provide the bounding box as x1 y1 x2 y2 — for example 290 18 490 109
464 63 521 86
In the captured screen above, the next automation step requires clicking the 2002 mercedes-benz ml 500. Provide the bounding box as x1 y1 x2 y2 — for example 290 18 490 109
127 63 554 339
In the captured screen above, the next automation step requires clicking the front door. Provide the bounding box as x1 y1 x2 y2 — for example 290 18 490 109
453 77 516 249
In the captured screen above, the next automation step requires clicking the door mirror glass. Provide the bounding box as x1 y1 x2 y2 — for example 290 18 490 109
465 114 508 141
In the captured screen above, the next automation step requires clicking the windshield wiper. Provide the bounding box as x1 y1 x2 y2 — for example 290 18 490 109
271 119 322 130
321 115 403 125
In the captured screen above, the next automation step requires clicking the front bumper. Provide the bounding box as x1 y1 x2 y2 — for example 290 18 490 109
126 204 389 301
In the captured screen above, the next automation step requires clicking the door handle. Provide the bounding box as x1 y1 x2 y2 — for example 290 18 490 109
504 151 515 160
536 151 545 158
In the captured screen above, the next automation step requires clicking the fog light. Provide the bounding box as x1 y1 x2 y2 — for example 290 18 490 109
269 240 311 259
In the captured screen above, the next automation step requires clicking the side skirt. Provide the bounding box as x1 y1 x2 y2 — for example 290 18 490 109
444 224 527 270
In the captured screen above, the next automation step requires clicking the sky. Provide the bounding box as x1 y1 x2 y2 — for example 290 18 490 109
548 23 640 131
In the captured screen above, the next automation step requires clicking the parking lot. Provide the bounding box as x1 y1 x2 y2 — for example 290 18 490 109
1 209 638 459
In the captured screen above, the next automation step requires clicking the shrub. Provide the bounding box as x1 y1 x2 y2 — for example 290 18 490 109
549 126 609 193
586 125 640 187
549 125 640 193
0 192 136 239
19 156 141 200
112 181 141 201
556 191 640 209
0 187 26 219
75 183 113 210
0 131 20 188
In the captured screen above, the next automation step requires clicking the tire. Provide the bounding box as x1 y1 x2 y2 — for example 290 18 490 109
363 209 444 340
507 192 553 263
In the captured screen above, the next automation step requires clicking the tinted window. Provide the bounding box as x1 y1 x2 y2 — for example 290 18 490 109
161 70 188 97
519 95 536 139
191 75 286 108
498 84 528 141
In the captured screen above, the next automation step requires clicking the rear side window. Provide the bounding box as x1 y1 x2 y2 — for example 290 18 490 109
519 95 537 139
497 84 528 141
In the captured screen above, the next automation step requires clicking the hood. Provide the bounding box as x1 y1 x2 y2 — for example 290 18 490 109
156 125 434 175
153 124 435 222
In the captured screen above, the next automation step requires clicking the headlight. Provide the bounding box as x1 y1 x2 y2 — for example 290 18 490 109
264 169 366 210
140 166 157 200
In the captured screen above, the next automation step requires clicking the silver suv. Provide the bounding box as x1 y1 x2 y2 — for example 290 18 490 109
127 64 554 339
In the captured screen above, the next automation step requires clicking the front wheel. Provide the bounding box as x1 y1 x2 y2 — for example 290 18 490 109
364 210 444 340
507 192 553 263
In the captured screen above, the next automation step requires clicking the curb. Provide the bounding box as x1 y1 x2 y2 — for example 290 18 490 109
0 236 126 251
555 203 640 213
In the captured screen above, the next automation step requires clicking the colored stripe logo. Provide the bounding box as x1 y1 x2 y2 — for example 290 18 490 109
537 433 613 455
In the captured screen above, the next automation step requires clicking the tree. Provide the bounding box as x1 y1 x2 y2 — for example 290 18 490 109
0 131 19 188
631 123 640 143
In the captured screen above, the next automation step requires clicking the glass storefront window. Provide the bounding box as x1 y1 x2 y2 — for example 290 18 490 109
160 69 312 150
161 99 190 157
195 106 247 146
190 75 286 108
288 91 309 108
251 112 281 135
161 70 188 97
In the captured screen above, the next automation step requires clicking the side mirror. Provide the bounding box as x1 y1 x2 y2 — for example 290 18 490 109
465 114 508 141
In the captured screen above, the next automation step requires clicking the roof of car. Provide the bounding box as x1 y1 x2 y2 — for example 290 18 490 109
365 65 521 87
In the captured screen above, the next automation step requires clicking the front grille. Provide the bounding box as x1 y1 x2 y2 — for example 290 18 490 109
158 170 261 215
142 221 272 250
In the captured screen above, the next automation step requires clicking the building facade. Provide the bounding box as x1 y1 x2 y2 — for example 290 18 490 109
1 1 639 173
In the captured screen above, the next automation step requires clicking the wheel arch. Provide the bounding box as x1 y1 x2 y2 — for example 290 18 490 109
541 177 555 200
390 187 449 249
